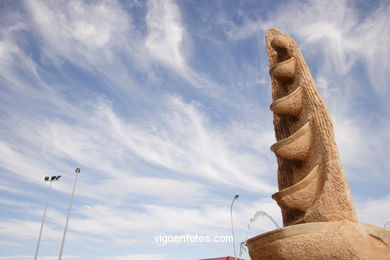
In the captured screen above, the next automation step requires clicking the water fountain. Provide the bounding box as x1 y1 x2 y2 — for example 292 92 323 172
239 210 280 259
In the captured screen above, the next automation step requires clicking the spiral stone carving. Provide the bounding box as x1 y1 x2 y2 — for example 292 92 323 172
267 28 356 226
247 28 390 260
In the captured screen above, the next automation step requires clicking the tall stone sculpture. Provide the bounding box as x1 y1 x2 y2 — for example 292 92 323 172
267 28 356 226
247 28 390 260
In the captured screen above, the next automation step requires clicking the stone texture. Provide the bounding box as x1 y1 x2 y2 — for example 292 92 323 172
247 28 390 260
270 85 303 117
248 221 390 260
266 28 356 226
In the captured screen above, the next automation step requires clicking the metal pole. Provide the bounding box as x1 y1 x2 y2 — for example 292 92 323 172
34 181 53 260
230 194 239 260
58 168 80 260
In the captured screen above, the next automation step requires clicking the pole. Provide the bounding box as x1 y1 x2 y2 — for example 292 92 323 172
34 181 53 260
230 194 239 260
58 168 80 260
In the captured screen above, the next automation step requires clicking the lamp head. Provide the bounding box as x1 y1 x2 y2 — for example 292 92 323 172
234 194 240 199
75 168 80 174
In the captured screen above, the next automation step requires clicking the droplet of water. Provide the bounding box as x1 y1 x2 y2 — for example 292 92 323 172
239 210 280 258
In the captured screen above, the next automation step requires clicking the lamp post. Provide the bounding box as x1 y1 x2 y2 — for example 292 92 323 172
34 175 61 260
58 168 80 260
230 194 240 260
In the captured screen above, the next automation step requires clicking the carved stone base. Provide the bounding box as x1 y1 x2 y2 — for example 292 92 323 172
247 221 390 260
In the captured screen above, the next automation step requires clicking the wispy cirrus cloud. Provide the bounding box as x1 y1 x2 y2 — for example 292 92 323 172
3 94 275 193
25 0 133 66
145 0 187 71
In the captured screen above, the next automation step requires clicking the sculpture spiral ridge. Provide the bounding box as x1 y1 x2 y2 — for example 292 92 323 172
266 28 356 226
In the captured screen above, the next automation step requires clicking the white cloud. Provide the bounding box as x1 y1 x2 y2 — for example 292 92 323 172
145 0 186 71
332 116 366 168
356 194 390 227
356 4 390 97
0 140 52 183
114 238 144 246
86 177 209 203
8 95 274 193
0 219 62 240
25 0 132 65
144 0 223 91
0 183 32 195
22 0 153 96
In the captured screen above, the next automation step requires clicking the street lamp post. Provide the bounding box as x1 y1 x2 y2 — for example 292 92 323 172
230 194 240 260
34 175 61 260
58 168 80 260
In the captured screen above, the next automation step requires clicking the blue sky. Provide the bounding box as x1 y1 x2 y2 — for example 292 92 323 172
0 0 389 259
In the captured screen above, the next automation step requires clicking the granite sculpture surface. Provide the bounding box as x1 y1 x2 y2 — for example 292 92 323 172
247 28 390 260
